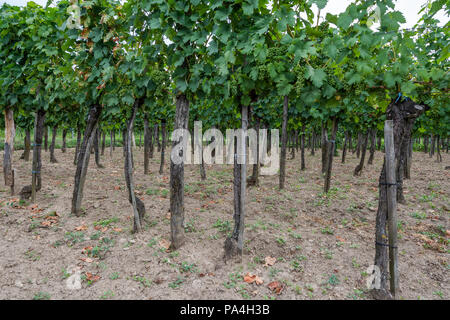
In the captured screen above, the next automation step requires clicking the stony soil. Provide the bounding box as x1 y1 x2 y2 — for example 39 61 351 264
0 146 448 300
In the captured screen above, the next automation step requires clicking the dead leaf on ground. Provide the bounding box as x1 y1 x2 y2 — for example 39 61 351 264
81 246 93 254
159 239 170 250
267 281 284 295
40 221 53 227
75 224 88 231
264 256 276 267
243 273 263 285
85 272 100 283
94 225 108 232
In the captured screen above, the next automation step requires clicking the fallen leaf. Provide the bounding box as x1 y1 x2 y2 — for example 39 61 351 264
94 226 108 232
85 272 100 282
264 256 276 267
243 273 263 285
81 257 93 263
75 224 87 231
113 227 122 232
40 221 52 227
81 246 93 254
159 239 170 250
267 281 284 295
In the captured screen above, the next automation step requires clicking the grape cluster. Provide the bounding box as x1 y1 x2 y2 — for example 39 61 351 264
150 69 167 97
267 46 288 60
230 76 238 97
294 65 306 95
354 82 366 97
342 82 352 92
258 64 269 81
325 65 337 88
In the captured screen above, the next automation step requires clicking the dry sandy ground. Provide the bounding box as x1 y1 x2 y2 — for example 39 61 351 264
0 146 448 300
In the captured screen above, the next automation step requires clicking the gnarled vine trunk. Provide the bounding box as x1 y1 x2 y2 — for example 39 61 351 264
324 117 338 193
249 117 260 186
436 135 442 163
110 130 113 158
159 119 166 175
372 98 427 300
124 99 146 233
71 105 103 216
429 135 435 158
20 129 31 161
300 124 306 171
290 131 296 160
224 104 248 263
50 126 58 163
44 126 48 152
74 127 82 165
156 123 161 153
62 129 67 153
367 128 377 165
355 132 362 158
396 117 415 204
93 128 104 168
101 131 106 156
342 131 349 164
28 109 46 202
144 114 151 174
279 96 288 190
170 94 189 249
3 107 15 195
354 132 369 176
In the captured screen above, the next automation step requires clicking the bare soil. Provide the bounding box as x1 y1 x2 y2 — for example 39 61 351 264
0 147 448 300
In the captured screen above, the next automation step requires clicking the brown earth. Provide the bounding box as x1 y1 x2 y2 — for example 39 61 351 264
0 146 448 300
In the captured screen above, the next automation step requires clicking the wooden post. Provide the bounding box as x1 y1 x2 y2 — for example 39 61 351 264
279 96 288 189
239 104 248 252
3 107 15 195
384 120 399 298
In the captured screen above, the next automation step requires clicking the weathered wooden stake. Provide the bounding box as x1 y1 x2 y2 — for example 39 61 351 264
384 120 399 298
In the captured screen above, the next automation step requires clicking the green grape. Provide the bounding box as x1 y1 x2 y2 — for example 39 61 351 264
325 65 337 88
258 64 268 81
150 69 168 98
267 46 288 60
343 82 351 92
294 65 306 95
328 76 337 88
230 77 238 97
354 82 366 97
